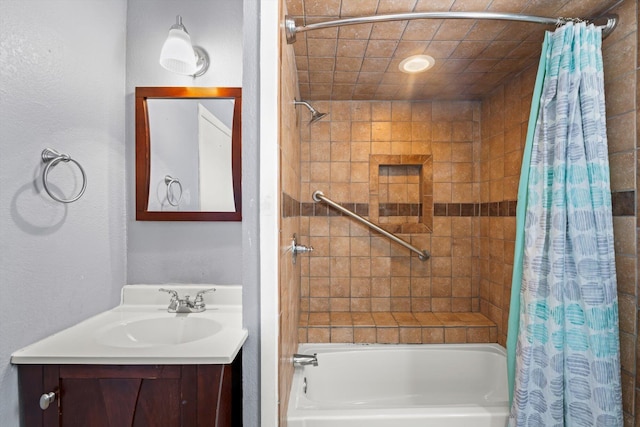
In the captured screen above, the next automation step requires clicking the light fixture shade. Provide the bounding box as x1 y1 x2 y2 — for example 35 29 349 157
159 28 197 75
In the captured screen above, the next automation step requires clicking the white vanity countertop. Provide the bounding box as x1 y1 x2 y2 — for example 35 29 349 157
11 284 248 365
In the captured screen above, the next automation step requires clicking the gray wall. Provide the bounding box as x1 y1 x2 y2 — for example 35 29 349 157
0 1 128 424
0 0 261 426
126 1 261 426
125 0 243 284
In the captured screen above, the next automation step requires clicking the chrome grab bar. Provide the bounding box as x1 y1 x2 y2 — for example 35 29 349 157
312 190 430 261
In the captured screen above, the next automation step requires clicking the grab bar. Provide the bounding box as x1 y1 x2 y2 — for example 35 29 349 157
312 190 430 261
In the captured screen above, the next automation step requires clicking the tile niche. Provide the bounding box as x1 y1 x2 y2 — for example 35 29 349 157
369 154 433 234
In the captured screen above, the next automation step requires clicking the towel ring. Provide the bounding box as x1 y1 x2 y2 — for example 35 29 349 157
164 175 183 207
41 148 87 203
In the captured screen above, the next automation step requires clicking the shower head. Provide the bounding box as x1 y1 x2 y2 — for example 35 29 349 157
294 100 329 124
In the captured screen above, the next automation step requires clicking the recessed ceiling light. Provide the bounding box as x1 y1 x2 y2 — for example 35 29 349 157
399 54 435 73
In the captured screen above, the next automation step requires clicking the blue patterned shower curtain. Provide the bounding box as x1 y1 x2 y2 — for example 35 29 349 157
509 23 622 426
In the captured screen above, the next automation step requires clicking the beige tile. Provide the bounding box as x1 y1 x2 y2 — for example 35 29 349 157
330 312 353 326
433 122 453 141
607 112 636 154
351 122 371 141
432 277 452 297
615 255 636 296
350 142 371 162
412 122 432 142
371 297 391 311
411 298 431 311
329 297 351 313
618 331 634 374
393 312 420 326
400 327 422 343
466 327 491 343
422 327 445 343
310 277 330 297
414 312 442 326
609 151 635 191
371 277 391 297
309 297 329 312
354 327 377 343
377 327 400 343
431 298 452 312
390 256 411 276
331 257 351 277
331 327 354 343
298 327 308 343
444 327 467 343
605 73 636 117
330 277 350 297
391 297 411 311
308 312 330 326
307 327 330 343
351 297 371 312
310 257 330 277
350 312 374 326
614 217 636 256
372 122 392 141
372 312 397 326
351 277 371 297
454 298 473 314
618 294 636 335
330 236 350 256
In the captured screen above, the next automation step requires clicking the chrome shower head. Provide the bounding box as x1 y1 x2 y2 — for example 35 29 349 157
294 100 329 124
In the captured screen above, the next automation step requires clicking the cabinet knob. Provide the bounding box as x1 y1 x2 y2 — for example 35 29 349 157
39 391 56 410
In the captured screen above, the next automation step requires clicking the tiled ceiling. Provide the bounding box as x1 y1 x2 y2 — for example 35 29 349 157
285 0 618 100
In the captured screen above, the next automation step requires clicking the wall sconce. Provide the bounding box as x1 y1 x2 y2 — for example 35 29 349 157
159 15 209 77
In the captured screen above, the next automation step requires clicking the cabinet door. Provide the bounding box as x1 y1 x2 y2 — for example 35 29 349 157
57 365 190 427
18 365 60 427
18 362 239 427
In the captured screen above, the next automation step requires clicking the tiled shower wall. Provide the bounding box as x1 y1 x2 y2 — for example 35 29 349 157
283 1 639 423
297 100 482 323
477 65 535 346
278 2 302 423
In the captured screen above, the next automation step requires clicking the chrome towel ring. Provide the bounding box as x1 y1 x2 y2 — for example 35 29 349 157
164 175 183 206
41 148 87 203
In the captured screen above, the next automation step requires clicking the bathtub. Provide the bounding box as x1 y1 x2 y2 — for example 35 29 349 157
287 343 509 427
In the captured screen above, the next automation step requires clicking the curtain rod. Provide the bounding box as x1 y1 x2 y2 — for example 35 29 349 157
284 12 618 44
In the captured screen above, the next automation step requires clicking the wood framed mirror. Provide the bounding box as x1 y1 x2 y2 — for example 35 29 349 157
136 87 242 221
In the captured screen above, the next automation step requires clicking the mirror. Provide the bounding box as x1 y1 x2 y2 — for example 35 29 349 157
136 87 242 221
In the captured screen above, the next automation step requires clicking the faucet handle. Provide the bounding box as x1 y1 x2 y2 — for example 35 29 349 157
159 288 180 310
194 288 216 306
159 288 179 300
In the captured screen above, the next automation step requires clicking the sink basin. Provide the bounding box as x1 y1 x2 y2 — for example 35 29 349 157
96 316 222 348
12 285 248 365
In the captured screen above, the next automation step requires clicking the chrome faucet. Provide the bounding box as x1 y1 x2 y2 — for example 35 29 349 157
159 288 216 313
293 353 318 367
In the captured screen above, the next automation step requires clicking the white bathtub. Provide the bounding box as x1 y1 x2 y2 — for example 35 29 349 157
287 343 509 427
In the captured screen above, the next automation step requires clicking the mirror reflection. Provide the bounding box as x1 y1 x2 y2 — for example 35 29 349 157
135 87 242 221
147 98 236 212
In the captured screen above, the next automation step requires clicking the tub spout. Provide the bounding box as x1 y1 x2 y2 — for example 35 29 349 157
293 353 318 367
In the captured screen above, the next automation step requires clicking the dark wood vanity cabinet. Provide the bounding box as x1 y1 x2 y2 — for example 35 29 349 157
17 355 242 427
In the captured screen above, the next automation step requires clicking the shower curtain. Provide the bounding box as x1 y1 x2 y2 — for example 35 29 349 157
507 22 622 426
